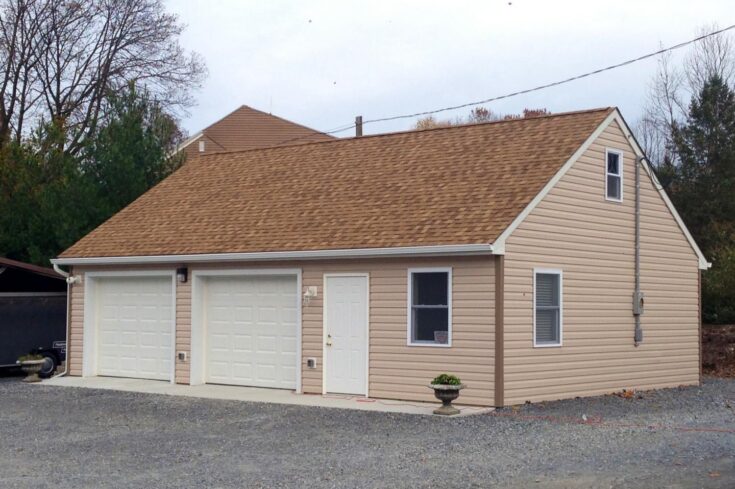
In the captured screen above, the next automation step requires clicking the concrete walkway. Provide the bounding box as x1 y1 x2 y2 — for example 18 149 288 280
40 376 493 416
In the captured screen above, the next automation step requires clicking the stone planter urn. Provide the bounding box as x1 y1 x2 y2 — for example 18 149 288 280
19 359 45 383
429 383 466 415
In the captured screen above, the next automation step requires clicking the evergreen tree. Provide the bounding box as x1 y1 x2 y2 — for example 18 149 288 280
82 85 184 225
0 85 183 266
671 75 735 322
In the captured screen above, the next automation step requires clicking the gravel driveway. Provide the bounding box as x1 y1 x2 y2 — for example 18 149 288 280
0 376 733 489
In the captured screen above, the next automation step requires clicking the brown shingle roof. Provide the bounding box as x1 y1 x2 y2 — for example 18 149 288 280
183 105 333 157
61 108 614 258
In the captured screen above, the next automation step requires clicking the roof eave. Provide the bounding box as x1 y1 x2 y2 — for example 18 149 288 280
491 108 711 270
52 243 496 266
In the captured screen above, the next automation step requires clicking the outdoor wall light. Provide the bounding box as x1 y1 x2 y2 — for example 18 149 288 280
176 267 188 283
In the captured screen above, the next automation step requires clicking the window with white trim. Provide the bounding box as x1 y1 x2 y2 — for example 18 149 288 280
534 269 562 347
408 269 451 346
605 149 623 201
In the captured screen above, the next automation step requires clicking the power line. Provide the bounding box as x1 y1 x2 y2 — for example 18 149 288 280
364 23 735 125
273 23 735 146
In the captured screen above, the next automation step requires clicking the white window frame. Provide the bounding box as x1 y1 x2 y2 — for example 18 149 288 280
198 139 205 152
605 148 624 202
406 267 452 348
533 268 563 348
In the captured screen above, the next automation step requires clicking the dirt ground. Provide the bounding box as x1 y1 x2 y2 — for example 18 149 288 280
703 324 735 377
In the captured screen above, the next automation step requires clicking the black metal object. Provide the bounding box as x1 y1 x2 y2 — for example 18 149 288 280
0 259 67 370
0 295 66 367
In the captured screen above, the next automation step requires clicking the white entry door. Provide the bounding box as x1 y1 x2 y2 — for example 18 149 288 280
204 275 298 389
95 276 173 381
324 275 368 395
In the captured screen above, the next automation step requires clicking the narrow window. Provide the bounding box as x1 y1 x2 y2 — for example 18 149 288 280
198 140 206 152
605 149 623 201
408 268 451 346
534 269 562 347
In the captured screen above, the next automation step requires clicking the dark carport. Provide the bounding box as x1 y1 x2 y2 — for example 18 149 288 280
0 257 66 376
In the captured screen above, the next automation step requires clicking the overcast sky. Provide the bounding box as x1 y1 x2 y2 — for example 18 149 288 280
166 1 733 137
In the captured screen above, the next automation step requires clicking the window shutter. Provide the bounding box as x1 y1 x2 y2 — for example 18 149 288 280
535 272 561 345
536 273 558 307
536 309 558 343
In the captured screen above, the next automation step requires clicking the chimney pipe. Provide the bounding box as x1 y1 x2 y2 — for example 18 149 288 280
355 116 363 137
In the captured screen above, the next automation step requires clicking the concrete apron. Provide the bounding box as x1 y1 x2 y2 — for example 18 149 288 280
40 376 494 417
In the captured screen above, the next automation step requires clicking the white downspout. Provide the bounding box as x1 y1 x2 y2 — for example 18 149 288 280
52 263 77 378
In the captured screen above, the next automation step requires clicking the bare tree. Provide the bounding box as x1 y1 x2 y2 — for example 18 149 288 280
685 24 735 95
0 0 206 153
414 106 549 129
0 0 47 145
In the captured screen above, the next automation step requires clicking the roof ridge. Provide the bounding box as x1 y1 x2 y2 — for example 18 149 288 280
201 105 250 134
238 104 337 139
198 107 616 159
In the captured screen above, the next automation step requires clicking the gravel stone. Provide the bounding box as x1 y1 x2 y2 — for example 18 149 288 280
0 375 733 488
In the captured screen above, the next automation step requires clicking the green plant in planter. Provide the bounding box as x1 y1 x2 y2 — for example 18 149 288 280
17 354 44 363
431 373 462 386
429 374 464 415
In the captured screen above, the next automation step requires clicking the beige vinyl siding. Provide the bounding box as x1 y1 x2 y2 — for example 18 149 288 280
300 257 495 406
66 256 495 406
503 120 700 404
175 278 191 384
68 266 84 376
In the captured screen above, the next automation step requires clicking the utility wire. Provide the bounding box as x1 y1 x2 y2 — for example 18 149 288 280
272 23 735 147
364 23 735 125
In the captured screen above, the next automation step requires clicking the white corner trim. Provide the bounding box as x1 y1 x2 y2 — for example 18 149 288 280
492 110 619 255
51 244 494 266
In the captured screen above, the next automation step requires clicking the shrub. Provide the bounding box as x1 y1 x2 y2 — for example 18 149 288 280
431 373 462 385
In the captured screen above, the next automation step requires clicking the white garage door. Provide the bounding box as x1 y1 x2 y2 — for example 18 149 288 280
204 275 297 389
95 276 173 380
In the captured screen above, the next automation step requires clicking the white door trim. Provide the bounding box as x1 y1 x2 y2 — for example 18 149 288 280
82 270 177 384
190 268 302 393
322 273 370 397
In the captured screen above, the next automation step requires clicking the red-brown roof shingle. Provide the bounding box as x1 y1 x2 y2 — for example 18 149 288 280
61 108 614 258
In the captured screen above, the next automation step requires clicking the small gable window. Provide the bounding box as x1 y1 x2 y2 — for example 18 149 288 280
605 149 623 202
407 268 452 346
198 140 206 152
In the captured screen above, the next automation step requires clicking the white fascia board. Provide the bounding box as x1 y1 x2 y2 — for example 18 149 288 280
51 243 494 266
613 112 711 270
174 132 203 153
492 108 710 270
492 110 619 255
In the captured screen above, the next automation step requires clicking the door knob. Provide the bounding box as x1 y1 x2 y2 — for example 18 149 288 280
326 334 332 346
